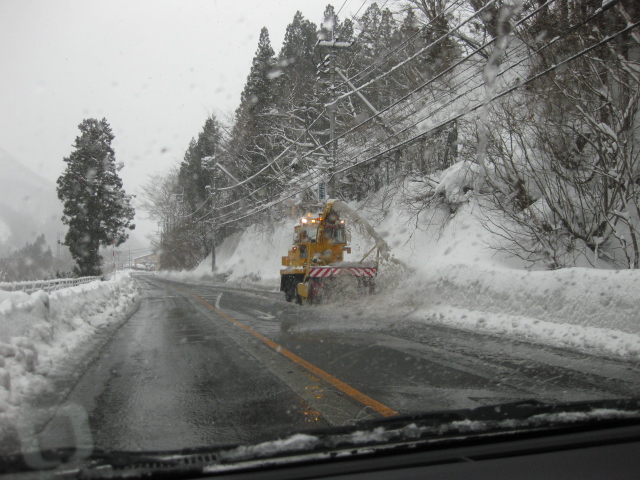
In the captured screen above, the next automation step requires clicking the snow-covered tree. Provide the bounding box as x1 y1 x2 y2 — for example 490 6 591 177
231 27 278 181
178 115 223 212
268 12 324 192
56 118 135 276
172 115 225 262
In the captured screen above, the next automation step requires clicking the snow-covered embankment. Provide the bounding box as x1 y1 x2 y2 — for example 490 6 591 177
164 183 640 359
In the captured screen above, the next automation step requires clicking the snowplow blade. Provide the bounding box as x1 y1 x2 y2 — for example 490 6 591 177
302 265 377 304
296 282 309 299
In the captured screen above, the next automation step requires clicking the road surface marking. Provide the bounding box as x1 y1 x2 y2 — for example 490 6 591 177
251 309 276 320
215 293 222 310
187 291 398 418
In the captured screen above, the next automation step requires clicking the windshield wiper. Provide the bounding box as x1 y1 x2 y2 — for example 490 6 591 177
3 398 639 478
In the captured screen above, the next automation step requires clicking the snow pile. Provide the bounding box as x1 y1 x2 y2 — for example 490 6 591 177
433 161 490 204
212 221 294 286
0 273 139 441
159 220 296 289
345 190 640 358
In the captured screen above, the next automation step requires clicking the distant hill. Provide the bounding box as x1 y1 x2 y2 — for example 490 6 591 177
0 148 64 254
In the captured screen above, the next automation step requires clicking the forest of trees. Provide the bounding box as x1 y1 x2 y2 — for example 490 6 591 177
0 234 75 282
143 1 640 271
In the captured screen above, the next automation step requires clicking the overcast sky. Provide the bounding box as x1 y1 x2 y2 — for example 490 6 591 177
0 0 368 244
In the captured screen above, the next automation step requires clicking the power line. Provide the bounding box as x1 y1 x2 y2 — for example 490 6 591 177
323 0 628 178
339 0 467 89
331 0 621 161
353 0 371 19
213 8 637 227
184 112 329 222
162 109 325 227
211 0 557 214
216 112 325 192
331 18 640 177
329 0 501 107
336 0 350 17
172 1 502 228
204 0 624 226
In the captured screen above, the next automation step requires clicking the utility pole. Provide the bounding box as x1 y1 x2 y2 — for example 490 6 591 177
202 148 271 273
335 67 401 176
317 32 352 199
204 157 246 273
205 181 217 273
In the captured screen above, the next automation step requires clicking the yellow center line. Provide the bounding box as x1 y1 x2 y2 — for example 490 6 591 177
181 287 397 418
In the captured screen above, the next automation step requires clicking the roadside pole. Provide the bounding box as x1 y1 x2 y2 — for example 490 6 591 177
317 37 352 199
211 187 217 273
205 182 217 273
204 158 247 273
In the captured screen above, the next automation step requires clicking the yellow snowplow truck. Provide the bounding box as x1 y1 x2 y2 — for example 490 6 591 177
280 200 386 304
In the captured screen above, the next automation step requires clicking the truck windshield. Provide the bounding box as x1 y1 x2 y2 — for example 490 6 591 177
325 225 346 244
300 226 317 242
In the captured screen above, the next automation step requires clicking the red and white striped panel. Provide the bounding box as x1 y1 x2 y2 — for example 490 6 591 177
308 267 377 278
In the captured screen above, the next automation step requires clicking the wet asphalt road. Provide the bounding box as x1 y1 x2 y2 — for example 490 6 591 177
40 274 640 452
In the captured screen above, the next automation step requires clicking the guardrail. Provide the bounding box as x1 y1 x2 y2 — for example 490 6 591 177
0 276 101 294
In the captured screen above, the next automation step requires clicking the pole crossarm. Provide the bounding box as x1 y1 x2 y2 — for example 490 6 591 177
316 40 354 48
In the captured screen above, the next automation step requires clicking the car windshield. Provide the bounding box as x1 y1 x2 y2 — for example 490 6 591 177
1 0 640 475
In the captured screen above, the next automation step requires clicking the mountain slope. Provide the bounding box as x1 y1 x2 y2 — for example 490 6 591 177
0 148 63 252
